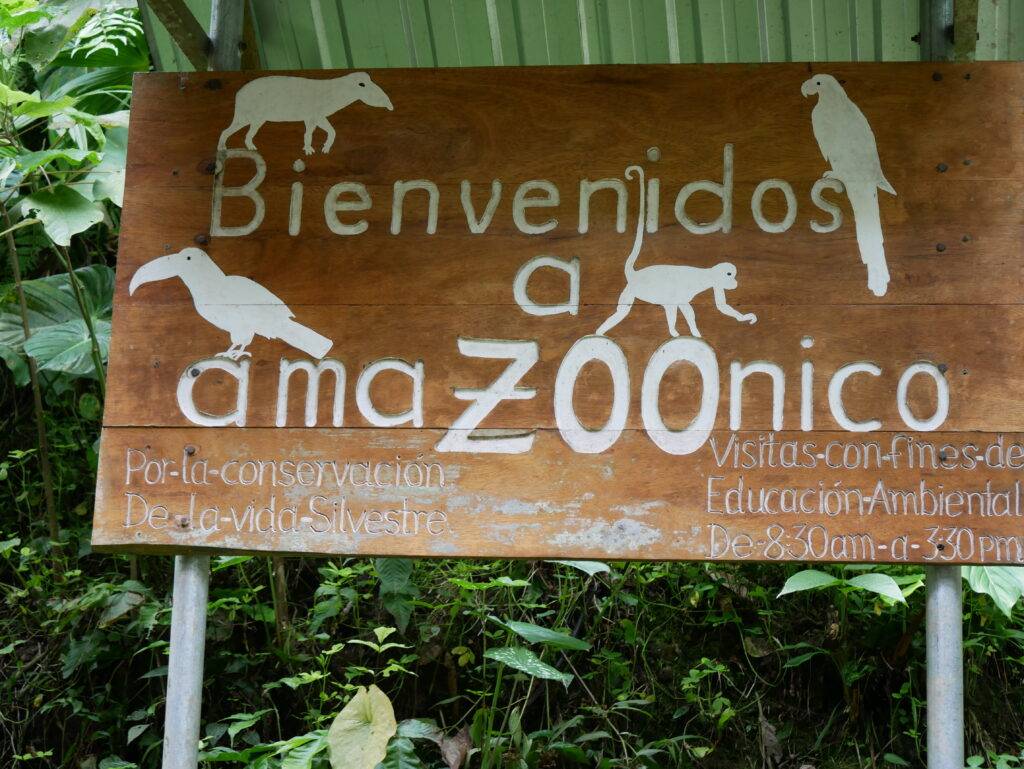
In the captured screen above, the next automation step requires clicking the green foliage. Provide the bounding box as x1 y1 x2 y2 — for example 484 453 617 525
0 264 113 383
483 646 573 686
779 567 908 603
489 615 591 651
19 184 105 245
964 566 1024 617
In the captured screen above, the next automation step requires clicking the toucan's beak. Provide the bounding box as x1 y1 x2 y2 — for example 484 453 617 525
129 255 178 296
382 93 394 111
800 79 813 97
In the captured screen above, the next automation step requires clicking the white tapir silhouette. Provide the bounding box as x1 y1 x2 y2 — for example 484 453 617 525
218 72 394 156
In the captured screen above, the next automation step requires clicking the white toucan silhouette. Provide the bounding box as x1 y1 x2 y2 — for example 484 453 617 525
801 74 896 297
129 248 332 360
218 72 394 156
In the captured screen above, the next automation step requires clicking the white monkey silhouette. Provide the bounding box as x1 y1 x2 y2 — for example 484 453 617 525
596 165 757 339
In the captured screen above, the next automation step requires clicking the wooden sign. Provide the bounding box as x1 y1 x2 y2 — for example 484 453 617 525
94 63 1024 564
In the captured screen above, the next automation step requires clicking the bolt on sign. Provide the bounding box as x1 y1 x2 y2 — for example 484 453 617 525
94 63 1024 564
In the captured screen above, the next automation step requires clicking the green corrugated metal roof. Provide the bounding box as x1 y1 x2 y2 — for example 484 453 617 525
141 0 1023 70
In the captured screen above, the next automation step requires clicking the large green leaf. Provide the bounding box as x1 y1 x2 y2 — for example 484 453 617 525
19 185 105 246
279 732 328 769
376 737 424 769
375 558 418 633
0 2 50 31
845 573 906 604
396 719 442 741
777 570 840 596
16 147 98 173
375 558 414 594
0 82 38 106
19 0 94 67
0 341 29 385
15 95 76 120
82 126 126 205
778 570 906 604
546 559 611 576
23 317 109 377
490 616 591 651
53 6 149 70
483 646 573 686
964 566 1024 617
0 264 113 382
327 685 397 769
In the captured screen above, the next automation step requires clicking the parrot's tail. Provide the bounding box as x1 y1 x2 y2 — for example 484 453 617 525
846 182 889 297
277 318 333 359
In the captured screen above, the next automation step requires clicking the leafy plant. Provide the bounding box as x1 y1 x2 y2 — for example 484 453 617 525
778 567 909 604
0 263 112 383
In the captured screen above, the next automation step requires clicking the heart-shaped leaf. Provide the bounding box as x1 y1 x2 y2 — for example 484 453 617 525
327 685 397 769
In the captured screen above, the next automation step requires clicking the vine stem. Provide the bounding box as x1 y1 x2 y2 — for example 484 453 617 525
53 243 106 398
1 199 58 542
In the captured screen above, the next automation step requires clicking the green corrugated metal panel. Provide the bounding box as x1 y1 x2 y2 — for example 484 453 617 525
141 0 1020 71
976 0 1024 61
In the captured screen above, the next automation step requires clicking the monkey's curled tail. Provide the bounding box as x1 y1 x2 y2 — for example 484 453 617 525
845 181 889 297
623 164 646 279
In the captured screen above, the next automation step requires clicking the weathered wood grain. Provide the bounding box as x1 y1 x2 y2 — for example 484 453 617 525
94 427 1024 564
103 303 1024 430
96 62 1024 561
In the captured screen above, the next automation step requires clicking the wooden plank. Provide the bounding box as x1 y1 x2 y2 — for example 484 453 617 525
96 62 1024 562
94 427 1024 564
103 303 1024 431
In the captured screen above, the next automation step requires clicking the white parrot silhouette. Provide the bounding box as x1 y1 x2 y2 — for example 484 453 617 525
802 74 896 297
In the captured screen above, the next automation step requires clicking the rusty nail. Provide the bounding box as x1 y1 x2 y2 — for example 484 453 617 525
185 445 196 455
932 71 943 82
190 368 200 377
963 158 972 165
936 162 948 172
205 78 222 90
177 516 190 528
194 233 210 246
936 243 946 252
938 363 949 374
961 234 971 243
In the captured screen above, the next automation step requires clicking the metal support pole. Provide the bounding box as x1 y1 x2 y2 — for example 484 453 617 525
920 4 964 767
925 565 964 769
162 4 243 766
161 555 210 769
